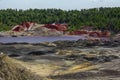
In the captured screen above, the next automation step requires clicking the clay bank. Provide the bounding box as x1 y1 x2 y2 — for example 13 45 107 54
0 22 112 37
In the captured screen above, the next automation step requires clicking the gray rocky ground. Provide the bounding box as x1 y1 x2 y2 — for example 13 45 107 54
0 39 120 80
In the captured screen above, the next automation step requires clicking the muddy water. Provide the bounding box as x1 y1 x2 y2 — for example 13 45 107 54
0 36 84 43
0 35 109 43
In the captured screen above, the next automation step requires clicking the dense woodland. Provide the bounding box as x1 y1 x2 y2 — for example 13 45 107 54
0 7 120 33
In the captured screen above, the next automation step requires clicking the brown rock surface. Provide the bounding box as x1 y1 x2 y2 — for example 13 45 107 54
0 54 43 80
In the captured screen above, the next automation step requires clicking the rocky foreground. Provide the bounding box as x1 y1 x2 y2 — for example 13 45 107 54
0 39 120 80
0 54 44 80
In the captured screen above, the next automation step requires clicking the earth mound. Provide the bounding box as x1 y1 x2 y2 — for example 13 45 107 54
0 54 43 80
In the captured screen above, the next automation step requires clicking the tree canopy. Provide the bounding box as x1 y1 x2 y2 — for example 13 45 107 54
0 7 120 33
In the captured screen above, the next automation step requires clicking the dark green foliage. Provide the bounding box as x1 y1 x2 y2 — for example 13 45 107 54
0 23 11 31
0 7 120 33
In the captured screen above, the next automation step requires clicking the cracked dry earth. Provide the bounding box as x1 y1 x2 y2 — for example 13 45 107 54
0 42 120 80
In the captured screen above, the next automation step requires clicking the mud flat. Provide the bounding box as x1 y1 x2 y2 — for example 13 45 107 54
0 39 120 80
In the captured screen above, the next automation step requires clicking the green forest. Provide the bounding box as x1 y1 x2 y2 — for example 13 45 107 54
0 7 120 33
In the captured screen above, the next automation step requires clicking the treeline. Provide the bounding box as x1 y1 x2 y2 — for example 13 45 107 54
0 7 120 33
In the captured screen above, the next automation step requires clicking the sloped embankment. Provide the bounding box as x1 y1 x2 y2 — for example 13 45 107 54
0 54 43 80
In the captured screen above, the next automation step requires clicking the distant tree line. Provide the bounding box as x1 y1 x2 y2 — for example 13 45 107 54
0 7 120 33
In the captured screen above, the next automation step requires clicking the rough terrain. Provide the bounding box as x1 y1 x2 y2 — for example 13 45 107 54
0 54 44 80
0 39 120 80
